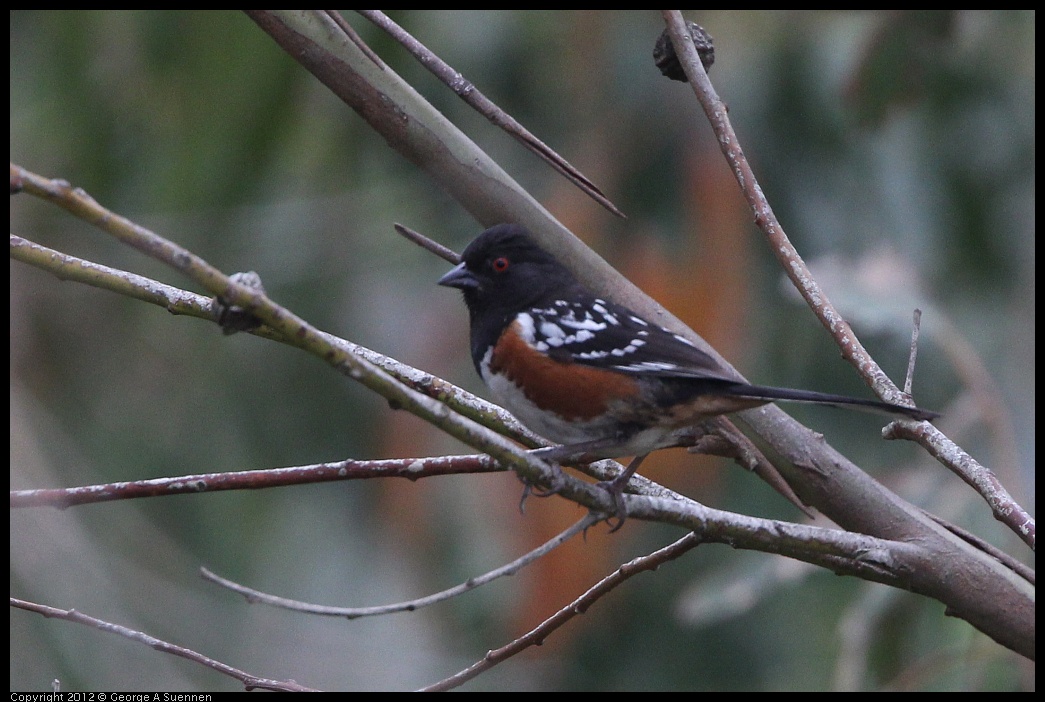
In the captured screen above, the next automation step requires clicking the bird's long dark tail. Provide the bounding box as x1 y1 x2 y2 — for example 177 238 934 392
729 383 939 421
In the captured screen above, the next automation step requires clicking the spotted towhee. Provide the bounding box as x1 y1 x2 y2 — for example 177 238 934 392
438 224 937 508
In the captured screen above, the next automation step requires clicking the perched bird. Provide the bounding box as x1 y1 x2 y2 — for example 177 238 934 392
438 224 937 516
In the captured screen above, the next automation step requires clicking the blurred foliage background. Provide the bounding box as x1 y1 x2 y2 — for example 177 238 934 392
10 10 1034 691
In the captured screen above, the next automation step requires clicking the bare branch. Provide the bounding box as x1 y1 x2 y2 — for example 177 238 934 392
10 455 504 509
884 420 1035 549
202 513 602 618
659 11 923 414
424 532 707 690
355 10 626 219
394 222 461 264
905 309 923 395
10 597 319 692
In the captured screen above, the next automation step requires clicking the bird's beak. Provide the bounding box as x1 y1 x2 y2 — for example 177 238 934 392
438 262 480 290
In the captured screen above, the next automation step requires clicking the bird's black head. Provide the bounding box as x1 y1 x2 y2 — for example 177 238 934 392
438 224 575 315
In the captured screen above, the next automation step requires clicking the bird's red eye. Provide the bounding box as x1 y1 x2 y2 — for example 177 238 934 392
491 256 510 272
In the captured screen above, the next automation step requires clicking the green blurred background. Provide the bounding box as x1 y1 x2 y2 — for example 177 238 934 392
10 10 1034 691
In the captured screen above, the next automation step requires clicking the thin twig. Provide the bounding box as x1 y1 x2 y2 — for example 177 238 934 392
659 11 922 413
884 420 1035 549
394 222 461 264
10 234 212 317
203 513 602 618
355 10 626 219
905 309 923 395
10 597 319 691
324 8 384 67
422 531 706 690
10 455 504 509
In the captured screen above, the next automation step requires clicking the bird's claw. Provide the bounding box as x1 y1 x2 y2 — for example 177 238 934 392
595 475 631 532
516 463 567 513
